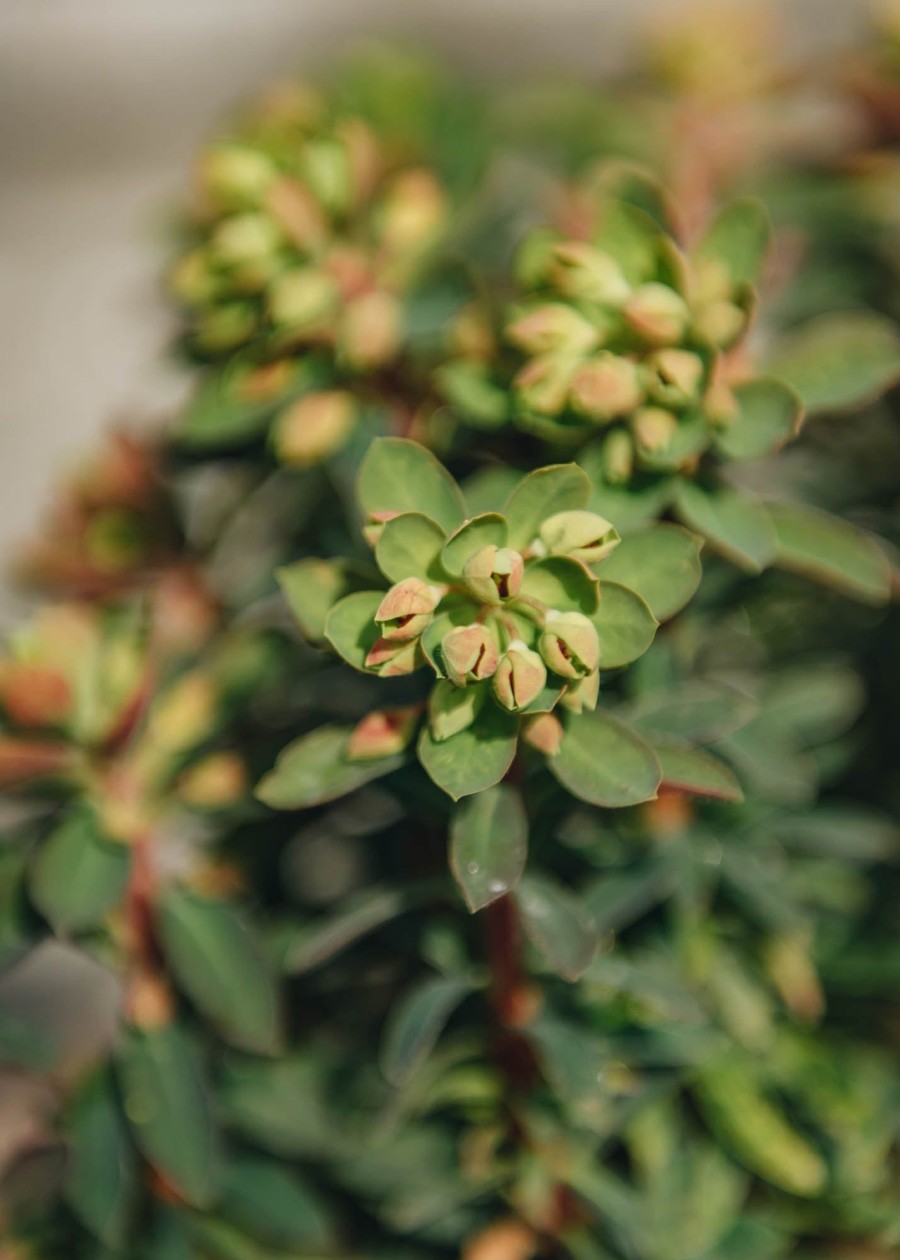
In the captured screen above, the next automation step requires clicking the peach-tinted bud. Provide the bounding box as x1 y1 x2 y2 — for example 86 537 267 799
364 636 421 677
551 240 631 304
632 406 679 454
128 971 175 1030
462 547 525 605
273 390 357 467
338 118 383 206
645 348 705 406
540 611 600 679
0 664 71 729
0 736 71 788
558 669 600 714
539 510 620 565
211 212 282 270
268 267 340 331
570 353 643 421
338 291 402 370
522 711 564 756
506 304 597 356
178 751 247 809
374 578 442 642
362 509 402 549
146 672 218 753
441 624 500 687
704 380 739 427
235 359 296 403
624 282 689 345
492 642 547 712
692 299 747 348
198 144 277 211
267 177 329 251
601 429 634 484
514 353 579 416
347 706 419 760
378 168 448 254
463 1219 538 1260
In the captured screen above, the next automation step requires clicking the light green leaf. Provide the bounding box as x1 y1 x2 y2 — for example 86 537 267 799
277 558 369 644
117 1023 220 1208
768 500 892 605
592 582 657 668
158 889 281 1055
652 740 743 802
375 513 448 582
29 809 130 934
381 975 474 1086
695 198 771 287
715 378 803 461
504 464 591 550
515 876 598 980
441 513 508 576
220 1155 333 1248
674 482 776 573
323 590 383 670
449 784 528 912
417 705 518 800
769 311 900 414
594 524 702 620
551 711 660 807
520 556 599 615
66 1071 136 1249
357 437 465 533
257 726 405 810
436 359 510 428
461 466 522 516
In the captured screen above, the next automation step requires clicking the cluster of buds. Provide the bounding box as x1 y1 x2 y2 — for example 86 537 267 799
169 74 450 381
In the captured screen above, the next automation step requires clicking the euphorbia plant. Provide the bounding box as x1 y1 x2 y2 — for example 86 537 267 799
1 31 900 1260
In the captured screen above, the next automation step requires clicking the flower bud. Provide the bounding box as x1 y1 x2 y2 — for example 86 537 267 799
513 353 579 416
198 144 277 211
375 578 442 642
492 642 547 712
632 406 679 454
704 380 739 427
558 669 600 714
692 299 747 348
601 429 635 484
644 348 705 406
347 707 419 760
551 241 631 304
441 624 500 687
193 303 257 352
178 751 247 809
266 177 329 251
268 267 340 332
462 546 524 605
538 510 620 565
273 390 357 467
522 711 564 757
570 353 643 421
506 304 597 356
210 212 282 271
0 663 71 729
338 291 402 370
364 636 421 677
377 168 447 254
463 1219 538 1260
540 611 600 679
147 672 218 753
624 283 689 345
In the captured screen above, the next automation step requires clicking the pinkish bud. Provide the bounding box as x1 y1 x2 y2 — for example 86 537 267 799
441 623 501 687
267 267 340 332
506 304 597 356
267 177 329 251
624 283 689 346
338 291 402 370
462 547 525 605
0 664 72 729
551 241 631 305
644 348 705 406
513 353 579 416
539 611 600 679
273 391 357 467
631 406 679 454
178 751 247 808
492 642 547 712
374 578 442 642
377 168 448 254
601 429 635 484
522 711 564 757
364 636 422 677
558 669 600 714
538 510 620 565
570 353 643 421
347 706 419 760
692 299 747 348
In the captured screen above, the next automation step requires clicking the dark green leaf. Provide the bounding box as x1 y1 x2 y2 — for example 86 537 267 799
449 784 528 912
281 883 437 974
176 359 319 449
515 875 598 980
380 975 474 1086
324 590 383 671
594 524 702 621
768 500 892 605
220 1155 333 1248
674 482 776 572
257 726 404 810
29 809 130 934
65 1071 136 1249
652 740 743 802
219 1056 327 1158
695 198 771 287
277 558 369 643
592 582 657 668
715 378 803 461
625 680 758 742
551 711 660 808
417 705 518 800
769 311 900 414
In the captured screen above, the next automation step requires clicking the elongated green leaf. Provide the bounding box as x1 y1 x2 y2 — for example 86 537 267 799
449 784 527 912
770 804 897 861
441 513 508 576
769 311 900 414
715 378 803 461
277 558 369 643
551 711 660 808
29 809 130 934
65 1071 136 1249
515 875 598 980
158 889 280 1055
594 524 702 621
220 1155 333 1248
695 198 771 287
527 1017 609 1115
257 725 405 810
417 705 518 800
768 500 892 605
520 556 599 615
674 482 776 573
626 680 758 742
381 975 474 1086
357 437 465 532
652 740 743 802
376 513 448 582
504 464 591 550
282 883 437 974
219 1056 327 1158
592 582 657 668
117 1023 220 1207
177 359 318 448
324 590 383 671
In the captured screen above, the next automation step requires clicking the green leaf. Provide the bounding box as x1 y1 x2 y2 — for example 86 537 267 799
220 1155 333 1248
281 884 437 974
504 464 591 550
449 784 528 912
117 1023 220 1207
29 809 130 934
715 378 803 461
375 512 448 582
219 1056 327 1158
770 804 897 862
652 740 743 802
441 513 508 576
257 725 405 810
277 558 368 643
626 680 758 742
594 524 702 620
761 662 865 743
417 705 518 800
436 359 510 428
65 1071 136 1249
551 711 660 808
177 358 318 449
695 198 771 287
592 582 657 668
515 876 598 980
461 466 522 517
380 975 474 1086
157 889 280 1055
357 437 465 533
520 556 599 615
674 482 776 573
769 311 900 414
768 500 892 605
324 590 383 671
